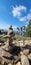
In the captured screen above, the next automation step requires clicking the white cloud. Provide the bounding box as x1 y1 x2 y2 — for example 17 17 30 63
20 13 31 22
19 16 26 22
12 5 27 17
27 13 31 20
12 5 31 22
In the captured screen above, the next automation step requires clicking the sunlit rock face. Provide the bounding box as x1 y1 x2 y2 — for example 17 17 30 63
23 49 29 56
21 55 30 65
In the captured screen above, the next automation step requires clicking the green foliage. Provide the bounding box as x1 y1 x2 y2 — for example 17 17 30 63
0 36 7 43
14 36 21 41
14 36 26 41
26 20 31 37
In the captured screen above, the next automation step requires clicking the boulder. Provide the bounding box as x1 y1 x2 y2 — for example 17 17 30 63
16 62 21 65
23 49 29 56
21 55 30 65
8 63 12 65
28 53 31 60
1 60 5 65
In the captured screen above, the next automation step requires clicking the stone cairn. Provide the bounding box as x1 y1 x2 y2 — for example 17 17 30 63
0 25 15 65
0 25 31 65
7 25 14 46
2 25 15 51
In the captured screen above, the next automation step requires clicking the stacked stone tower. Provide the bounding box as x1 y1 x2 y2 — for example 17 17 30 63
7 25 14 46
2 25 15 51
0 25 15 65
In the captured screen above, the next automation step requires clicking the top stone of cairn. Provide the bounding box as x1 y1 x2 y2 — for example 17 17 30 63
4 25 15 38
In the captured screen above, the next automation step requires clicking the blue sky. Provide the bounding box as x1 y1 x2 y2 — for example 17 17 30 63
0 0 31 30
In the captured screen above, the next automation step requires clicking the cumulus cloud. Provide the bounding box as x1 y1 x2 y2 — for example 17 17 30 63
27 13 31 20
19 13 31 22
12 5 27 17
12 5 31 22
19 16 26 22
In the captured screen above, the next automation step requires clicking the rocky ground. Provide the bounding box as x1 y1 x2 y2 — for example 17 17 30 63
0 42 31 65
0 25 31 65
